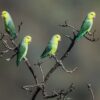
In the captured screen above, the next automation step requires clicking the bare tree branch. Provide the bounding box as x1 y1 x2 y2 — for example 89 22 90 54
87 83 94 100
22 83 44 91
31 21 98 100
59 21 79 32
59 21 99 42
24 57 38 84
0 34 38 85
52 56 78 73
0 19 97 100
18 21 23 33
42 83 75 99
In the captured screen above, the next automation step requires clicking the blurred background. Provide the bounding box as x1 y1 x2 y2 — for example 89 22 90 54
0 0 100 100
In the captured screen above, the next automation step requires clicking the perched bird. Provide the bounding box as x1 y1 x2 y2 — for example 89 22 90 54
76 12 96 40
1 11 17 39
41 34 61 58
16 35 32 66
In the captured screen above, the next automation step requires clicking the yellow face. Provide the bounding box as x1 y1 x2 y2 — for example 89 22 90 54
24 35 32 44
54 34 61 42
88 12 96 19
1 11 9 19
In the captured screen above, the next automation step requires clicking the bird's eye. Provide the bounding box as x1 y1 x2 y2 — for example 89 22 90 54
91 13 94 15
56 36 59 38
27 37 30 39
3 12 6 15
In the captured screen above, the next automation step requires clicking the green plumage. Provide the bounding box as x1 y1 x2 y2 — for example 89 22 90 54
41 34 61 58
41 42 57 58
16 40 28 66
2 11 17 39
76 12 96 40
76 17 93 40
5 18 17 39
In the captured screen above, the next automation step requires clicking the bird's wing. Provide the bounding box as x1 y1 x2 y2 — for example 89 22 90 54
16 43 26 66
6 20 16 39
79 18 92 35
7 19 16 33
41 42 52 58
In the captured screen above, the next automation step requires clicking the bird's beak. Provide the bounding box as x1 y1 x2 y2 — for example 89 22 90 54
94 14 96 18
29 39 32 43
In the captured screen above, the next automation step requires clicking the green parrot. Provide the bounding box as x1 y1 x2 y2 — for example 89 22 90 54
76 12 96 40
1 11 17 39
41 34 61 58
16 35 32 66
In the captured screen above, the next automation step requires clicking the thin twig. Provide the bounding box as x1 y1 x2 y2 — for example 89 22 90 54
87 83 94 100
53 56 78 73
39 64 45 82
84 35 99 42
34 62 45 82
59 21 79 32
44 36 77 83
24 57 38 84
6 53 17 61
59 21 99 42
0 35 38 85
32 21 98 100
18 21 23 33
42 83 75 99
2 39 15 50
0 50 9 57
22 83 44 91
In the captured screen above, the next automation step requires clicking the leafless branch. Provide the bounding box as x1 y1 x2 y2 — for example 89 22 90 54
18 21 23 33
59 21 79 32
87 83 94 100
42 83 75 99
0 50 9 57
22 83 44 91
0 34 38 85
52 56 78 73
84 35 99 42
2 39 15 50
59 21 99 42
6 53 17 61
32 21 98 100
24 57 38 84
0 19 97 100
